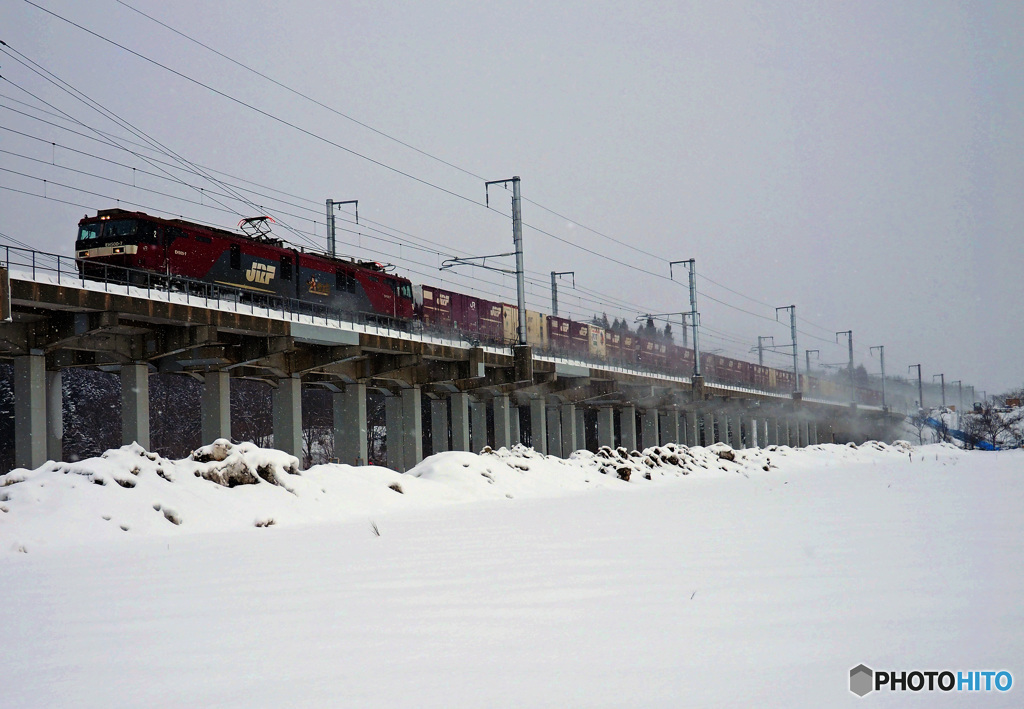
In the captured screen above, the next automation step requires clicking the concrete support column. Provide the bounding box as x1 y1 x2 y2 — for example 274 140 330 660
450 392 470 452
470 399 487 453
546 406 562 457
385 395 405 470
620 405 637 451
335 383 368 465
510 406 521 447
713 412 727 444
430 398 448 455
13 355 46 469
663 410 680 445
272 375 302 459
746 416 757 448
766 417 778 446
493 395 512 450
688 412 701 447
730 414 743 449
201 370 231 444
810 421 819 445
575 409 586 452
800 420 810 449
641 409 659 450
597 407 615 449
529 398 547 454
402 387 422 470
46 369 63 462
121 363 151 450
560 403 577 455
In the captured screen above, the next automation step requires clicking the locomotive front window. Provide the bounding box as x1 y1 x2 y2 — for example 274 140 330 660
399 284 412 299
78 224 101 241
104 219 138 239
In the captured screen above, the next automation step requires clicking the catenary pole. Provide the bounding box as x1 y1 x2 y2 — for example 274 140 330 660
776 305 799 395
909 364 923 411
485 177 527 345
870 345 886 410
550 271 574 317
933 373 946 408
326 198 358 258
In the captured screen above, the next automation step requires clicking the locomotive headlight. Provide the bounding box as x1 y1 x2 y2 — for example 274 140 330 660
78 250 90 257
113 247 124 254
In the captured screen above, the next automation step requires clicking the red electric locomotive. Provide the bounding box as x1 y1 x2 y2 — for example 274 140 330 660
75 209 414 319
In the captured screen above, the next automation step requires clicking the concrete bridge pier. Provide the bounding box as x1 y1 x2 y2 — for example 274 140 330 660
13 354 47 469
201 370 231 444
546 405 562 456
660 410 680 446
745 415 757 448
560 403 577 456
766 417 779 446
430 397 448 455
470 398 487 453
47 368 63 461
800 419 810 448
402 387 423 470
809 420 819 445
729 413 743 449
574 408 586 453
271 375 301 460
493 394 512 450
384 394 404 470
640 409 659 450
597 406 615 448
121 362 151 450
714 412 728 444
620 405 637 451
335 383 368 465
450 392 470 452
509 405 521 447
529 398 547 454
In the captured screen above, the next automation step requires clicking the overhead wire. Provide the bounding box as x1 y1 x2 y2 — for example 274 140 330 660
9 1 888 368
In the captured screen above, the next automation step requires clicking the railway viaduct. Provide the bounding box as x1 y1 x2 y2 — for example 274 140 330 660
0 265 899 472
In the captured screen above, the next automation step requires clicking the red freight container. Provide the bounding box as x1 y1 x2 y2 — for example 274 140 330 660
547 316 588 356
668 344 696 374
477 298 505 343
637 337 668 369
417 284 486 337
569 320 589 355
752 364 770 389
417 284 455 329
606 330 637 364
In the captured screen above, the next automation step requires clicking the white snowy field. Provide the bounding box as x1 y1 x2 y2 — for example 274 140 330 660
1 441 1021 708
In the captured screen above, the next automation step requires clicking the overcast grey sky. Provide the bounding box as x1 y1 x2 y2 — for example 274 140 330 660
2 0 1022 394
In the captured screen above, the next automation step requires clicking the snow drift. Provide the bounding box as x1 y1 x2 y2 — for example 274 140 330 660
1 437 919 553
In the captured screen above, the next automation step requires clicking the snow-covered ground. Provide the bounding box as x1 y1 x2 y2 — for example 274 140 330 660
1 441 1021 707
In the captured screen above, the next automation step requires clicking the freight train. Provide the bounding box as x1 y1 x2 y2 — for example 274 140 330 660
74 208 883 405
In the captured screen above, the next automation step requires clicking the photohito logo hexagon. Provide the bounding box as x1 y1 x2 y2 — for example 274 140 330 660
850 664 874 697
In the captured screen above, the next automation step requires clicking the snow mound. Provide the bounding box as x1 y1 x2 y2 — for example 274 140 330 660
0 440 947 553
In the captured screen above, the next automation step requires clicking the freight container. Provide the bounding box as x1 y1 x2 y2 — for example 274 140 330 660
588 325 607 359
414 284 454 330
752 364 770 389
637 337 668 370
547 316 589 356
501 303 518 344
570 320 590 356
528 310 548 350
477 298 505 343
